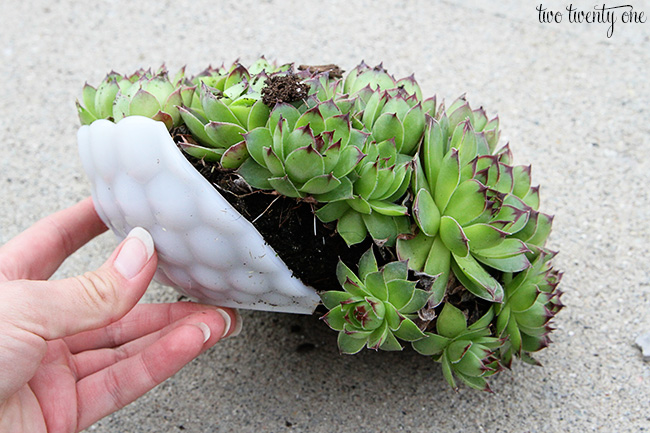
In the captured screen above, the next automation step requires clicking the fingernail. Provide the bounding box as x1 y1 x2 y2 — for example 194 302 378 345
196 322 211 343
230 309 243 337
114 227 154 279
215 308 232 338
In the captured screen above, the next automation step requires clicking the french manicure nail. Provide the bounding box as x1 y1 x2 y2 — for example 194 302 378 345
230 309 243 338
196 322 211 343
114 227 154 279
215 308 232 338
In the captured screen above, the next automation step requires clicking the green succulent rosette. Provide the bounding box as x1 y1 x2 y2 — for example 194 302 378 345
239 100 366 200
76 66 192 129
320 248 432 353
412 303 502 392
313 143 413 247
396 96 549 307
177 59 291 168
495 247 564 367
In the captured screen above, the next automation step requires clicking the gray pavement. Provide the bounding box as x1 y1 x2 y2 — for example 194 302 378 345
1 0 649 431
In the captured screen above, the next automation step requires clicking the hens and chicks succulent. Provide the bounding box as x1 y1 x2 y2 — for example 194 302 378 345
77 59 562 391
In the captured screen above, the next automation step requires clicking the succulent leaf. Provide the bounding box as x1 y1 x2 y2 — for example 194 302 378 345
464 223 507 251
447 340 473 363
337 210 368 246
393 318 426 341
296 105 326 135
448 100 474 128
179 142 224 162
413 188 441 237
362 212 408 247
268 176 302 198
436 303 467 339
262 147 285 177
396 231 435 272
473 238 530 258
434 149 461 211
269 103 301 134
81 83 97 117
398 288 434 315
440 216 470 258
322 305 346 331
300 174 341 195
201 87 242 127
236 158 273 189
355 247 377 279
338 331 368 354
473 252 531 273
386 279 417 310
285 145 325 184
412 332 450 356
312 177 354 202
128 91 161 120
76 101 97 125
248 99 272 129
452 253 504 302
443 179 487 226
243 127 273 165
205 122 247 149
368 200 408 216
220 141 249 169
372 112 405 151
383 260 408 282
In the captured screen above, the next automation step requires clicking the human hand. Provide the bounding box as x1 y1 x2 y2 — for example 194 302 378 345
0 198 240 433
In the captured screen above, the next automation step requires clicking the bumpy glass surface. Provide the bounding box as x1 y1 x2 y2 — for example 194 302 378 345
78 116 320 314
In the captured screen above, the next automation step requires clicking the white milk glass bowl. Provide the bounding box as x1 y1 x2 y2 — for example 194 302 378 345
78 116 320 314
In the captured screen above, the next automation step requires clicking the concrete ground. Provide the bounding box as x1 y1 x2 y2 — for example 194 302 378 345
1 0 649 431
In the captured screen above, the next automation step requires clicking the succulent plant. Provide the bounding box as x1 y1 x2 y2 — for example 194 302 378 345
320 248 431 353
312 134 414 246
77 72 127 124
112 68 191 129
495 248 563 367
350 85 426 157
412 303 502 392
177 60 284 168
77 66 191 130
239 100 366 200
305 64 429 247
77 60 563 391
396 97 546 307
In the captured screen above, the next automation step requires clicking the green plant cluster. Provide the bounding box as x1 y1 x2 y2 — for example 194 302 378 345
78 59 563 391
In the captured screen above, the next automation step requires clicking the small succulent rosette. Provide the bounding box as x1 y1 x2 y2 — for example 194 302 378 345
77 59 563 391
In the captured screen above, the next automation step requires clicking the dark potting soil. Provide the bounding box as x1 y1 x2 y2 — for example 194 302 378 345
261 74 310 107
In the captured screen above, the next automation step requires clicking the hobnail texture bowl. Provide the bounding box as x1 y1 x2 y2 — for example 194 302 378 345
78 116 320 314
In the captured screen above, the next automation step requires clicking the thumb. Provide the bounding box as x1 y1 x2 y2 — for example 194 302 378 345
2 227 157 340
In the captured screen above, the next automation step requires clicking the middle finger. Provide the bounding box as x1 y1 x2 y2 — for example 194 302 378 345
71 308 232 380
64 302 235 353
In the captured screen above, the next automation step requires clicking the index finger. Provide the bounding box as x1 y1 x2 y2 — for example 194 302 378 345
0 197 107 282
